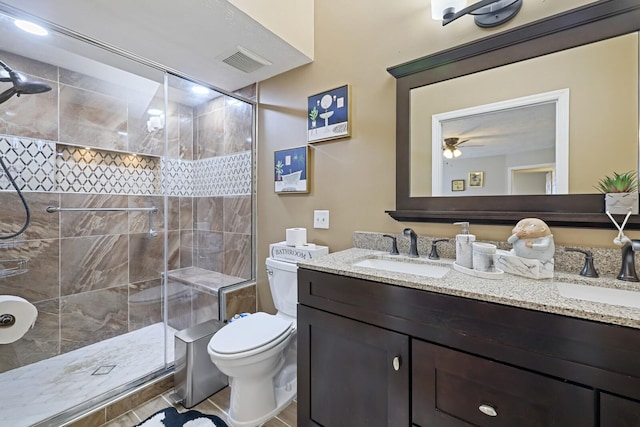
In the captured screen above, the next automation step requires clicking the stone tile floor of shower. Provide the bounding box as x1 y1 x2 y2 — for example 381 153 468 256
0 323 174 427
100 386 297 427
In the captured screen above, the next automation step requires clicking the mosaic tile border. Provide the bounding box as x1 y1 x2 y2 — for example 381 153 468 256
163 151 252 197
162 158 194 197
0 136 56 192
0 136 252 197
56 145 160 195
194 151 252 197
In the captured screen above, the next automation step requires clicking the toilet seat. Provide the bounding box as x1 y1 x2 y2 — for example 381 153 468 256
208 312 293 357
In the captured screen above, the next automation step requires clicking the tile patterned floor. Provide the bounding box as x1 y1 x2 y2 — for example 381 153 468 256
100 386 297 427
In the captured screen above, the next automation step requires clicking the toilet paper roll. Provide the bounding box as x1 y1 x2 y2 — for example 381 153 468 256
0 295 38 344
285 228 307 246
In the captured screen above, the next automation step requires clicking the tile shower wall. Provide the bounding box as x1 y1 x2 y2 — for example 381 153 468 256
0 51 254 373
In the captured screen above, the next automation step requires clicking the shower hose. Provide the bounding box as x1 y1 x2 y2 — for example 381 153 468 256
0 155 30 239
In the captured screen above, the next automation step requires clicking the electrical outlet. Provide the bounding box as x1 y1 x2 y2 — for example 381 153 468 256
314 210 330 229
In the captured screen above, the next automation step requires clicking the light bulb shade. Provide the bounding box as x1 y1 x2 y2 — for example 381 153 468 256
453 148 462 157
443 148 454 159
432 0 467 20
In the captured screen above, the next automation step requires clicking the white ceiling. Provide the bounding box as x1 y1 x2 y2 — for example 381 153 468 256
442 102 556 158
0 0 312 93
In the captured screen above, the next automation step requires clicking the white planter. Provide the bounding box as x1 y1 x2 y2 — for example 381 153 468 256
605 192 639 215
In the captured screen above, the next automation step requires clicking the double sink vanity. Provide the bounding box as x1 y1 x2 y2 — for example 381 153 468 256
296 246 640 426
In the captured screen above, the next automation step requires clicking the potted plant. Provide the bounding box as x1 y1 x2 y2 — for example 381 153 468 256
275 160 284 181
309 106 318 128
595 170 639 215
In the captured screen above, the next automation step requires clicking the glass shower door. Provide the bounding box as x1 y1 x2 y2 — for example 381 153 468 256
0 9 172 426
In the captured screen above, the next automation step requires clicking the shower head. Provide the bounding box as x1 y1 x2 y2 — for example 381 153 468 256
0 59 52 105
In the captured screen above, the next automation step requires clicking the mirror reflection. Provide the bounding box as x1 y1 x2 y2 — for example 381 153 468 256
409 32 638 198
431 90 567 196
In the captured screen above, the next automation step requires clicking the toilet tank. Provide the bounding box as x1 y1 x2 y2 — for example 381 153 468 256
266 257 298 318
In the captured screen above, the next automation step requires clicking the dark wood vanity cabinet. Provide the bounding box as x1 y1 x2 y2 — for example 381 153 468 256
297 268 640 427
600 393 640 427
297 305 410 427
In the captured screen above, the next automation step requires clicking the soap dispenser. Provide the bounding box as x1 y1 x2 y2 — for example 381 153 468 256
454 221 476 269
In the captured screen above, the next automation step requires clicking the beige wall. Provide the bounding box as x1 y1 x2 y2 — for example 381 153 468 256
256 0 629 313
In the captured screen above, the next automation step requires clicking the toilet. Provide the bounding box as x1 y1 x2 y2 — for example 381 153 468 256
207 256 299 427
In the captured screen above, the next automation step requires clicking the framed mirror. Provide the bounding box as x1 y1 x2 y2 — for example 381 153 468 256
387 0 640 228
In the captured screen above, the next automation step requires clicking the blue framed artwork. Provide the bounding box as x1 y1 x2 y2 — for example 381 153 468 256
274 146 309 193
308 84 351 143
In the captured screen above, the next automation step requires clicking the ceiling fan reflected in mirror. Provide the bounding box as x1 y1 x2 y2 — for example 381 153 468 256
442 137 467 158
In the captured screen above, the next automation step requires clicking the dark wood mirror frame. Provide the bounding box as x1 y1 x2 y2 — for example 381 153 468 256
387 0 640 228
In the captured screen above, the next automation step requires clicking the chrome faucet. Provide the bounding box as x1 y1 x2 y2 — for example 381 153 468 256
617 239 640 282
403 228 419 257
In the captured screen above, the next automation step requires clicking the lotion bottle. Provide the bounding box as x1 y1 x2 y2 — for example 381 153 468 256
454 221 476 269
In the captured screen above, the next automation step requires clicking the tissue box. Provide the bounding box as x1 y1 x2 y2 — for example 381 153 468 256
495 249 554 279
269 241 329 263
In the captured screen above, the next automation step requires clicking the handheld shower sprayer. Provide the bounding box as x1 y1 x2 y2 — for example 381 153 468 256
0 59 51 239
0 59 52 105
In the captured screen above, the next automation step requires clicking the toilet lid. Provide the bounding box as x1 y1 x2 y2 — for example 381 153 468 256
209 312 292 354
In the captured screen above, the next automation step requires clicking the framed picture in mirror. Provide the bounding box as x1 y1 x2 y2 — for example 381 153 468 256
452 179 465 192
469 171 484 188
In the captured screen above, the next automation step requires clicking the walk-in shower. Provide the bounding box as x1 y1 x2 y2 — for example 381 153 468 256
0 7 256 427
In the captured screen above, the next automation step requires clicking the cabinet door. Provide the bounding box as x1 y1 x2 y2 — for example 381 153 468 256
601 393 640 426
412 339 595 427
298 305 410 427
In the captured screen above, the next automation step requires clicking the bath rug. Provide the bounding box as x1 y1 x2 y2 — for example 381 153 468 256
134 406 229 427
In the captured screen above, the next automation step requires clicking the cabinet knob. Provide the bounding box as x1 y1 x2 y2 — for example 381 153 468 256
478 404 498 417
392 356 401 371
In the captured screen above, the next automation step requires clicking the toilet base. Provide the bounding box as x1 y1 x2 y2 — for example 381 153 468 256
227 378 297 427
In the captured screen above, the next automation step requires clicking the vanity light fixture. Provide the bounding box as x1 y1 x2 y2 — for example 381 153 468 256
431 0 522 27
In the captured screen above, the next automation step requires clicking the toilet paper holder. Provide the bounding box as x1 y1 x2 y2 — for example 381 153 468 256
0 295 38 344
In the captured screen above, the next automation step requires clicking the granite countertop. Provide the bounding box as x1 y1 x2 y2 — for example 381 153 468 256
297 248 640 330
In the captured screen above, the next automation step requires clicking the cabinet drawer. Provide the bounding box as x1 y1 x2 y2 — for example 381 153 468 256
412 339 595 427
601 392 640 426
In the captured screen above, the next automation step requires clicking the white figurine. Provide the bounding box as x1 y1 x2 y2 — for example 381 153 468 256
507 218 555 261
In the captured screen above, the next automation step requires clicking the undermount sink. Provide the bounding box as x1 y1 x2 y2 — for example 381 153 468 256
352 257 450 279
556 282 640 309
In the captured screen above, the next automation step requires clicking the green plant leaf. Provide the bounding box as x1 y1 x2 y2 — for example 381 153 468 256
594 170 638 193
309 106 318 121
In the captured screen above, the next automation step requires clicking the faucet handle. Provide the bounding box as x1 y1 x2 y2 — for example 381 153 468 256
565 248 599 278
382 234 399 255
429 239 449 260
